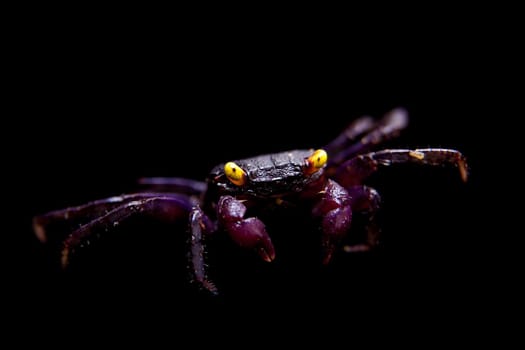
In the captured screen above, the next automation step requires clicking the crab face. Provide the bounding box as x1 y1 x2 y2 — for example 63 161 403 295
209 149 327 198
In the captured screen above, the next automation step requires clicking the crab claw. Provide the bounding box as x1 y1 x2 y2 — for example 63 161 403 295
321 206 352 264
218 196 276 262
229 218 275 262
312 180 353 264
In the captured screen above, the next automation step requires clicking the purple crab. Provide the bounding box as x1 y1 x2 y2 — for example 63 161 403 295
33 108 468 295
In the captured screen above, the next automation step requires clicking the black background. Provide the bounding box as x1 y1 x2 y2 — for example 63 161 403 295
6 11 503 341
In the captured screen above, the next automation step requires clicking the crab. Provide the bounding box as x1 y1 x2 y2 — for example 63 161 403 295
33 108 468 295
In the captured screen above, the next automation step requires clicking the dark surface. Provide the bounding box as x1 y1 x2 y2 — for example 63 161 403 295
6 23 496 339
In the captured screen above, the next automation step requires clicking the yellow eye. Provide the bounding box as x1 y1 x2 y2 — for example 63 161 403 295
304 149 328 175
224 162 247 186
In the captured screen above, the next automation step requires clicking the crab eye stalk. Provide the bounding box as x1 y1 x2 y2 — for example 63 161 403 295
304 149 328 175
224 162 247 186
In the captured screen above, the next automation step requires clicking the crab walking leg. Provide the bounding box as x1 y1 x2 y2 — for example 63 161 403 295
138 177 207 195
217 196 276 263
324 115 375 156
312 180 353 264
33 193 194 243
327 108 409 168
334 148 469 188
343 186 382 253
189 206 218 295
61 196 193 268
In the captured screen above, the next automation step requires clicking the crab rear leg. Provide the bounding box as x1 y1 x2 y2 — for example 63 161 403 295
327 108 409 169
55 195 220 294
324 115 375 156
334 148 469 188
217 196 276 263
33 193 194 243
60 196 193 267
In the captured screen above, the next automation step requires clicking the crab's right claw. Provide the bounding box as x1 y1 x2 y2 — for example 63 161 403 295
243 217 276 262
218 196 276 262
227 217 276 262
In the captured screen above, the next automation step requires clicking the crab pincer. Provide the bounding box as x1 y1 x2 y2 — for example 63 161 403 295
217 195 276 262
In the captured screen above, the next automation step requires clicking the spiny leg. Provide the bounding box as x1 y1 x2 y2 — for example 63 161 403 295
327 107 409 169
334 148 469 188
33 193 195 243
343 186 381 253
188 206 218 295
217 196 275 262
311 180 352 264
61 196 192 268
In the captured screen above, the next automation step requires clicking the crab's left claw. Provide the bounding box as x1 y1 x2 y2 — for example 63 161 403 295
312 180 353 264
218 196 276 262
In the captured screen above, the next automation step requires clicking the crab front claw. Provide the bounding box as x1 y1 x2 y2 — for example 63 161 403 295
230 218 276 262
218 196 276 262
312 180 353 264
